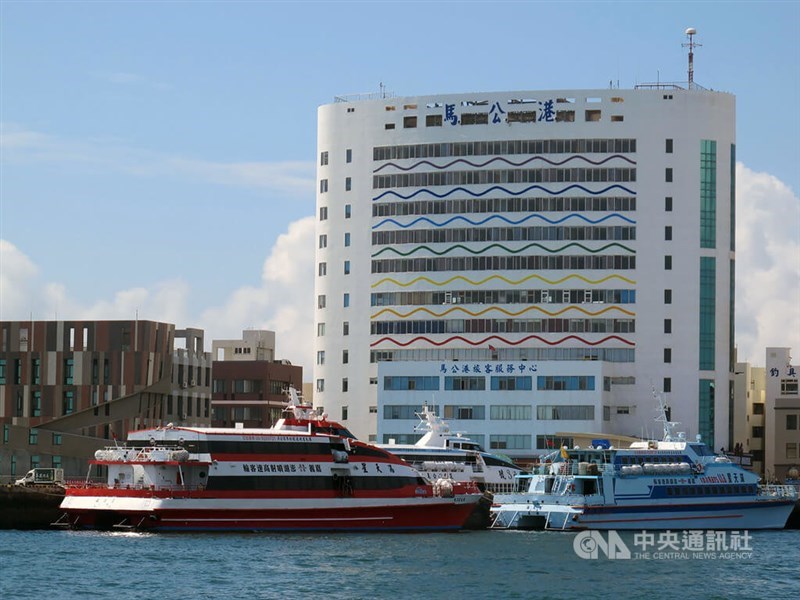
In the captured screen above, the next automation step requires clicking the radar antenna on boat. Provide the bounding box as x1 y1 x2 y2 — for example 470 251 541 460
653 388 681 442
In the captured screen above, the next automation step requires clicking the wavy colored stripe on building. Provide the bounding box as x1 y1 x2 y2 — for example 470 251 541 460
371 273 637 289
372 212 636 229
371 241 635 258
372 183 636 202
370 304 636 319
373 154 637 173
369 334 636 348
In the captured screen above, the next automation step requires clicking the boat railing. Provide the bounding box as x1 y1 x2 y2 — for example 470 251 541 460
757 484 799 499
545 461 613 477
487 482 517 494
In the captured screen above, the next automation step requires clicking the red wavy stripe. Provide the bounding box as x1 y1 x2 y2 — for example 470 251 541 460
369 334 635 348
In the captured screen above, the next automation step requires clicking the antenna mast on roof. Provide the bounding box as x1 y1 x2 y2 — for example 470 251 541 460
682 27 701 89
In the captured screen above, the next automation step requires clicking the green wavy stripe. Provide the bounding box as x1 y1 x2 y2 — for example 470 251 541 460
371 273 637 288
372 241 635 257
371 304 636 319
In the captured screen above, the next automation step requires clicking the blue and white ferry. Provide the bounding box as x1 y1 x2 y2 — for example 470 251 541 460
491 396 797 530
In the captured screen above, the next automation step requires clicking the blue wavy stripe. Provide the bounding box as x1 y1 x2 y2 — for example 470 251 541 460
373 212 636 229
372 183 637 202
373 154 637 173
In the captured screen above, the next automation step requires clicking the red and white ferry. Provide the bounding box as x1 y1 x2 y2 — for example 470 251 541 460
59 390 481 532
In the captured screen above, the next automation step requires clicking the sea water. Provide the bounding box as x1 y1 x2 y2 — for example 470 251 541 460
1 529 798 599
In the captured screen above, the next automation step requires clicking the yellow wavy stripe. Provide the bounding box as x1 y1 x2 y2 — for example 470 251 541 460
371 305 636 319
371 273 637 289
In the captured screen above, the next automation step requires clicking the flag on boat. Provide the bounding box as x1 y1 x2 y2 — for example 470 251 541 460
560 446 569 459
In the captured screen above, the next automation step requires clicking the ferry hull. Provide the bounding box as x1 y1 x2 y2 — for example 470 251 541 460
60 494 478 532
491 498 796 531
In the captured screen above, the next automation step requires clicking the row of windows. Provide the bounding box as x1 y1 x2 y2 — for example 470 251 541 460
537 376 596 391
371 289 636 307
373 138 638 161
371 318 635 335
380 375 595 395
383 376 440 391
372 255 636 274
665 485 756 497
372 196 636 217
373 167 636 190
372 226 636 246
537 405 596 420
370 348 635 363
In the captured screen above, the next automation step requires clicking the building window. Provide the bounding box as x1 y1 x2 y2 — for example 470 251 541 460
666 139 673 153
536 376 595 391
780 380 799 395
13 359 21 384
3 424 8 443
316 351 325 366
701 139 717 248
403 116 417 128
444 405 485 420
316 379 325 393
665 226 672 241
699 380 715 448
63 391 74 415
664 348 672 363
318 262 327 276
342 378 348 393
751 426 764 438
32 358 41 385
752 403 764 415
664 319 672 334
30 455 41 469
787 443 798 460
342 350 349 364
319 234 327 249
787 414 798 430
699 257 716 370
319 206 328 221
490 405 532 420
29 429 38 445
444 376 486 391
53 433 62 446
664 289 672 304
320 151 328 166
489 435 531 450
536 405 595 420
0 359 5 384
490 376 533 391
663 377 672 393
665 196 673 212
342 405 348 420
384 376 440 391
343 293 350 307
664 255 672 270
665 168 673 182
32 391 41 417
64 358 74 385
344 232 351 247
343 321 349 336
344 261 350 275
319 179 328 193
318 295 326 309
345 204 351 219
426 114 443 127
385 123 395 130
317 323 326 336
345 177 352 191
346 148 352 163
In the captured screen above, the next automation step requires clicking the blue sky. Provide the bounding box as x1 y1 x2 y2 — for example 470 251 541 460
1 1 799 373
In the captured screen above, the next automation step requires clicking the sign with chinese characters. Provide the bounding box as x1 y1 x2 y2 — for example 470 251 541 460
769 366 797 378
438 362 538 375
442 99 555 125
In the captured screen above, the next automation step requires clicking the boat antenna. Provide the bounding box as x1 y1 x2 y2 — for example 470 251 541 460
653 388 679 441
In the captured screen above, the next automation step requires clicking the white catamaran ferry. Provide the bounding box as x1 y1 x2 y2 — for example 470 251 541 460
491 395 797 530
379 406 524 494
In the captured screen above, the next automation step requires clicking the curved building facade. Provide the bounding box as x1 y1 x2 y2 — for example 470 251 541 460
315 88 735 450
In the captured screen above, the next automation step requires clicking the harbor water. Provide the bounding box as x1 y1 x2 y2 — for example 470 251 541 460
1 529 798 599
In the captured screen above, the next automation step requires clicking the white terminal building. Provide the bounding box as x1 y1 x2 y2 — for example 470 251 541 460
314 79 735 459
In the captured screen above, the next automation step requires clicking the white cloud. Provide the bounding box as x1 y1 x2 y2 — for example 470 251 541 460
1 123 314 196
0 240 39 317
735 163 800 364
